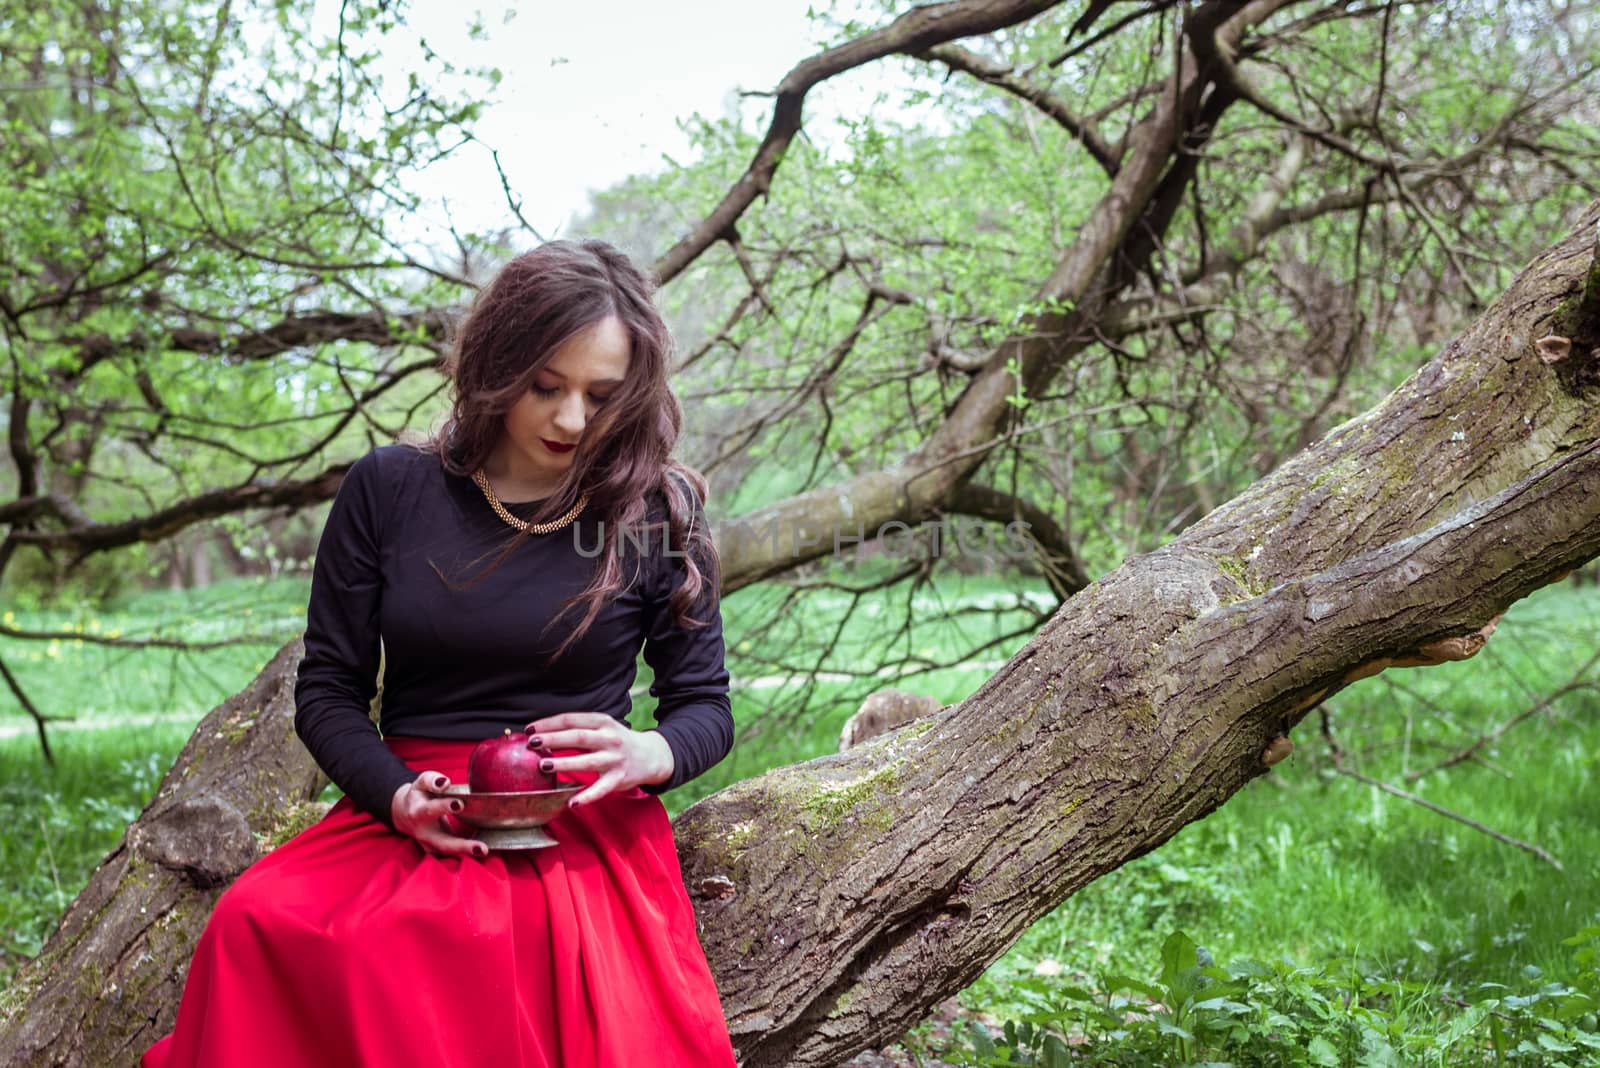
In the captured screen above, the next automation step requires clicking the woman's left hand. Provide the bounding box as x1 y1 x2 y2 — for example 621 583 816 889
522 712 674 809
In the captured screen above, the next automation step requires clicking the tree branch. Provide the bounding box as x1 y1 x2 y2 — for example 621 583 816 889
1402 647 1600 782
0 623 287 653
947 481 1091 596
65 307 451 375
651 0 1063 285
6 463 352 557
1047 0 1182 68
711 2 1279 589
920 42 1121 174
1188 5 1395 172
0 653 56 766
1320 708 1564 871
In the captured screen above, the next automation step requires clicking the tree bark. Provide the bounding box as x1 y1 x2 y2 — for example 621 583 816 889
2 208 1598 1067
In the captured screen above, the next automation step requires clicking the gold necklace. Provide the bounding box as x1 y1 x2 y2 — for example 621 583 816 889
471 469 589 534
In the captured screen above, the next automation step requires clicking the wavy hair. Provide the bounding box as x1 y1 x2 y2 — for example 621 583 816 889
434 239 718 659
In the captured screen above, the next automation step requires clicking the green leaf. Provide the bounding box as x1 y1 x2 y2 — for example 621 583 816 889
1435 1004 1489 1049
1103 973 1166 1001
1561 926 1600 946
1160 931 1200 991
966 1021 997 1058
1306 1035 1341 1066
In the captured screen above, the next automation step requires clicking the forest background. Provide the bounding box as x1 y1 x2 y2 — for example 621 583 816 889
2 1 1600 1065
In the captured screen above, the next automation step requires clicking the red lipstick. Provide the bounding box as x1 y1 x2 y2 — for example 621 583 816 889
542 439 576 454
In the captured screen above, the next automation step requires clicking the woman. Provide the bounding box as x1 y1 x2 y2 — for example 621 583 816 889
141 240 738 1067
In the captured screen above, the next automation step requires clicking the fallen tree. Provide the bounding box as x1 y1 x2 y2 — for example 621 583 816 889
671 207 1600 1065
2 201 1596 1066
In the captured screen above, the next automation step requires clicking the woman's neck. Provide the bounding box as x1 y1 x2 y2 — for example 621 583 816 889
480 448 561 503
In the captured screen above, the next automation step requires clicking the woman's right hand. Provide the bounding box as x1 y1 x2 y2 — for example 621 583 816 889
390 772 488 858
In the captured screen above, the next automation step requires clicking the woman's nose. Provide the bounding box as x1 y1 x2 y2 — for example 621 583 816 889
553 392 586 436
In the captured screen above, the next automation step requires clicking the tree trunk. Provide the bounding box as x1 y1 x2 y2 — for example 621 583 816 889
0 642 331 1067
3 209 1598 1068
678 206 1600 1067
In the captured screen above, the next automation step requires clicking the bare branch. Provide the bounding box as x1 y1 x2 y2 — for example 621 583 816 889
0 493 91 527
651 0 1064 285
0 622 290 653
1320 708 1564 871
8 463 353 557
1047 0 1182 68
1403 647 1600 782
66 308 451 375
947 481 1091 596
489 144 548 242
0 653 57 766
920 42 1121 174
1189 5 1394 171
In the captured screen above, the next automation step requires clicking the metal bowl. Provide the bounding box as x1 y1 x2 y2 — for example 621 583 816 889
443 783 582 850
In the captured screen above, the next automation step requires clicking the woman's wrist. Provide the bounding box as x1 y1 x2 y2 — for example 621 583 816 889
641 729 676 785
390 782 412 825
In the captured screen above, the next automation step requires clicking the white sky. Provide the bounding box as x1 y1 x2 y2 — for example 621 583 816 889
377 0 910 247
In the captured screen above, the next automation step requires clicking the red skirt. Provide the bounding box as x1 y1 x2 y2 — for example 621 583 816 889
140 736 736 1068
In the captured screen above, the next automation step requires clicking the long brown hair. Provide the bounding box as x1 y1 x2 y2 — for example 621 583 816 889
434 239 718 658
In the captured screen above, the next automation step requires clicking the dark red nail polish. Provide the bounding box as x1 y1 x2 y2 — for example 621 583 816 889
539 759 554 772
451 801 463 812
434 777 447 789
528 735 543 747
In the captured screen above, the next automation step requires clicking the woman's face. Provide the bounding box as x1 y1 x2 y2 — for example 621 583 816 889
494 315 632 495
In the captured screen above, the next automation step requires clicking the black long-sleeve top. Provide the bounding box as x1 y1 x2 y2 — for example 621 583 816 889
293 444 733 830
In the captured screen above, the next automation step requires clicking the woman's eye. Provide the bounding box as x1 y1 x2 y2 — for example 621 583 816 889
531 384 559 397
588 393 612 406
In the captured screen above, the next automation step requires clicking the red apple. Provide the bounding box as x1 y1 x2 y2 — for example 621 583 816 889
468 729 558 793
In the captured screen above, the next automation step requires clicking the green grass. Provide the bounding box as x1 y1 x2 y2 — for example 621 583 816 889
0 575 308 724
3 570 1599 1060
663 561 1047 810
0 576 310 989
0 722 194 985
973 583 1600 994
942 582 1600 1064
